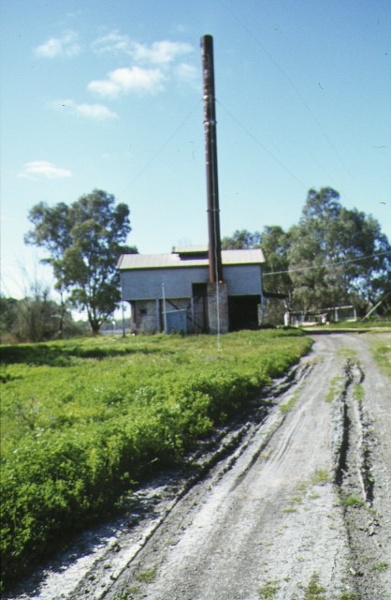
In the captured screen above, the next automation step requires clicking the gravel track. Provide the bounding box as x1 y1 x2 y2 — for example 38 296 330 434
5 332 391 600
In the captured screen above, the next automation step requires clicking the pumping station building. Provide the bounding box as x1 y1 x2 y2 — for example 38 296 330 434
118 245 265 334
118 36 266 335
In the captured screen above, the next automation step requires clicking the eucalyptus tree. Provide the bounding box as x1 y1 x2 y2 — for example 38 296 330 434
25 189 136 333
221 188 391 316
221 229 262 250
288 187 391 313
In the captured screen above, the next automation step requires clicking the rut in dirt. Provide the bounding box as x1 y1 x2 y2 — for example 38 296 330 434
100 333 391 600
5 333 391 600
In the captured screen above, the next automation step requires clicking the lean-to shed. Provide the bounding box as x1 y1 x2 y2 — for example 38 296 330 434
118 245 265 334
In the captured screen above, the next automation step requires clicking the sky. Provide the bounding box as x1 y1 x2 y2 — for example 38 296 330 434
1 0 390 300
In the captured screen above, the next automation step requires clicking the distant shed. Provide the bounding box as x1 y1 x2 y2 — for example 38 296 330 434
118 246 265 333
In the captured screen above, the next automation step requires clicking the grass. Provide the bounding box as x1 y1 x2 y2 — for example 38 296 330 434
371 339 391 378
341 494 365 508
135 568 157 583
279 395 298 413
114 591 139 600
0 329 311 589
284 468 331 512
314 319 391 333
353 383 364 402
310 468 330 485
279 384 303 413
259 580 280 599
304 573 326 600
325 375 343 403
336 347 358 360
279 385 303 413
371 561 389 572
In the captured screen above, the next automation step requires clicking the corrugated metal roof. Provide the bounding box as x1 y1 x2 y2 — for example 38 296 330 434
118 248 265 270
172 245 208 254
222 249 265 264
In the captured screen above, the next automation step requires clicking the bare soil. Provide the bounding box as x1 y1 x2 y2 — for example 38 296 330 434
5 332 391 600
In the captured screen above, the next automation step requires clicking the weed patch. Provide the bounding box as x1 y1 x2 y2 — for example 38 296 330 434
371 561 389 572
371 340 391 377
325 375 342 403
341 494 365 508
114 590 140 600
258 579 280 599
135 568 157 583
279 395 297 413
310 468 330 486
0 330 311 588
353 383 364 402
304 573 326 599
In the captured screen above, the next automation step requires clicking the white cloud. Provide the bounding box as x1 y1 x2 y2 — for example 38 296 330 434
35 32 81 58
19 161 73 180
91 33 193 65
88 35 195 98
75 102 118 120
132 40 193 65
88 66 165 98
92 31 131 55
52 99 118 121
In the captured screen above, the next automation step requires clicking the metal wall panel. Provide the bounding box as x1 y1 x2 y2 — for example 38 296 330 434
120 264 262 301
223 265 262 296
121 267 209 301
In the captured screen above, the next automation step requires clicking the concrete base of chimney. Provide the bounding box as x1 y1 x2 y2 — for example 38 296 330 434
207 282 229 334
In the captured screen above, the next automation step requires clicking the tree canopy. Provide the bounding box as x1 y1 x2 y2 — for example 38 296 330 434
288 188 391 312
0 292 81 343
25 190 136 333
222 188 391 317
221 229 262 250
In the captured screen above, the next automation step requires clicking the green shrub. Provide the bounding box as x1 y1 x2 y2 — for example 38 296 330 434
0 330 311 588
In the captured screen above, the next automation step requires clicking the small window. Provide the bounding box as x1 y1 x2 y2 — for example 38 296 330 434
192 282 208 296
140 308 147 315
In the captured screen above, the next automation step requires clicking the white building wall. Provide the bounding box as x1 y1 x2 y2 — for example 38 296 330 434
223 265 262 296
121 267 209 301
120 264 262 301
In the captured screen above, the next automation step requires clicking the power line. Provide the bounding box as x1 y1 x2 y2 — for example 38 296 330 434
219 1 354 181
262 250 391 276
216 99 307 188
119 99 202 197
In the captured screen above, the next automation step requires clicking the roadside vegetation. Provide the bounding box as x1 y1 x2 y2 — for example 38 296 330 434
371 338 391 377
223 188 391 322
319 319 391 332
0 329 311 589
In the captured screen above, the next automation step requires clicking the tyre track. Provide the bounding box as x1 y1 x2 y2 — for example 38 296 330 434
6 333 391 600
331 334 391 599
105 338 354 599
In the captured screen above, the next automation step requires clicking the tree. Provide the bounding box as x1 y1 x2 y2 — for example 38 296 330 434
221 226 293 324
221 227 292 295
0 296 18 341
25 190 136 333
221 229 262 250
260 226 292 296
0 292 80 343
288 187 391 314
16 293 63 343
221 189 391 321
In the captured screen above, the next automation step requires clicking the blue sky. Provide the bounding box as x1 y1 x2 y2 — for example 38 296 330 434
1 0 390 299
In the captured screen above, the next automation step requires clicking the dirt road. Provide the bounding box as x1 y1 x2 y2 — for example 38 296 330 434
7 333 391 600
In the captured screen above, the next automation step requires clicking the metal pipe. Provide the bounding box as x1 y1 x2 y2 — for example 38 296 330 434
161 283 168 333
201 34 223 283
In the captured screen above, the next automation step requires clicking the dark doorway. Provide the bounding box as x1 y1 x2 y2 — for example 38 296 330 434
192 283 208 333
228 296 260 331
